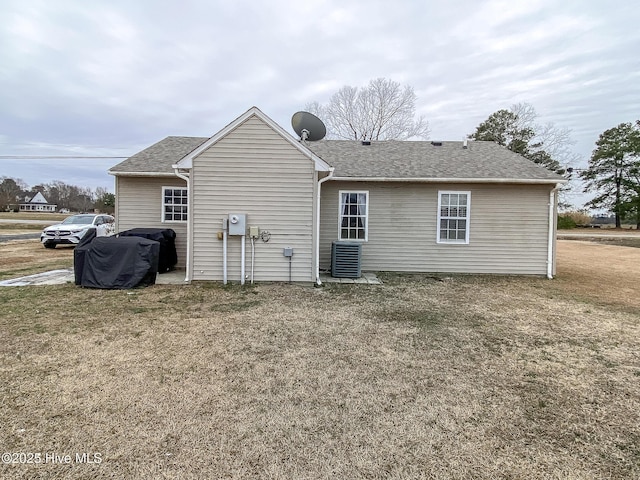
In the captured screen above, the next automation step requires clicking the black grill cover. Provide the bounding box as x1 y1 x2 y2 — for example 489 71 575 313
118 228 177 273
74 236 159 289
73 227 98 286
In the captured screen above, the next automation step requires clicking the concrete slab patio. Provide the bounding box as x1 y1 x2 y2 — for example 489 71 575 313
0 269 75 286
0 269 188 287
319 272 382 284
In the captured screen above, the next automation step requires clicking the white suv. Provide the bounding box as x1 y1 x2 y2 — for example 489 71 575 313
41 214 115 248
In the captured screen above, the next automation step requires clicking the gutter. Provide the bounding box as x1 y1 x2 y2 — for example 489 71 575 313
547 185 560 279
329 176 567 185
109 171 178 177
315 167 335 286
173 166 192 283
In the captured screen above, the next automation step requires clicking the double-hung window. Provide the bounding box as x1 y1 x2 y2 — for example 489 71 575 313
339 191 368 241
162 187 188 222
437 191 470 244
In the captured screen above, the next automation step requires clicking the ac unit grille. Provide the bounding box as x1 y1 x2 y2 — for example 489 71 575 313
331 241 362 278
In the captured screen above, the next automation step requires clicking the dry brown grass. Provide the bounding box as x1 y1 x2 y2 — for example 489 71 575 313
0 240 639 479
0 211 72 280
554 240 640 310
0 240 74 280
0 225 46 233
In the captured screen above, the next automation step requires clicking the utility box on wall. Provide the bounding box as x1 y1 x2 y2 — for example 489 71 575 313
228 214 246 236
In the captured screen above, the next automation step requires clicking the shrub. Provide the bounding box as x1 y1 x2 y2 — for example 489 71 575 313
564 210 592 225
557 215 576 229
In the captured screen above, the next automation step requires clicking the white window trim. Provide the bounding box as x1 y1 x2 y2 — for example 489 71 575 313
437 190 471 245
338 190 369 242
161 186 188 223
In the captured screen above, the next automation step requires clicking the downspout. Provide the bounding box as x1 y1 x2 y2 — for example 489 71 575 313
546 185 559 279
174 168 191 283
315 167 335 286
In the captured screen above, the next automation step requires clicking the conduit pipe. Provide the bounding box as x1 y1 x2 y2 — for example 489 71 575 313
315 167 335 286
241 235 246 285
250 236 255 284
223 219 228 285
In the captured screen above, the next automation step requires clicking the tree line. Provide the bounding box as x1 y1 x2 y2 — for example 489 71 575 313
0 177 115 214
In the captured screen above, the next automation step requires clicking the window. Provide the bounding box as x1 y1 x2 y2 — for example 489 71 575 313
339 191 368 241
162 187 188 222
437 191 470 244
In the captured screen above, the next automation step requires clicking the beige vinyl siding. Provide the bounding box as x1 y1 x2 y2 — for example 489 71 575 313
115 176 188 268
191 115 316 282
320 181 553 275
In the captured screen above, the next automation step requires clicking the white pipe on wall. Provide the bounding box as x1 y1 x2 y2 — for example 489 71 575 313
223 219 228 285
546 186 559 279
250 236 255 284
315 168 335 285
173 168 191 283
241 235 246 285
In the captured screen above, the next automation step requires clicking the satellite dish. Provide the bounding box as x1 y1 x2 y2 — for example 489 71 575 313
291 111 326 142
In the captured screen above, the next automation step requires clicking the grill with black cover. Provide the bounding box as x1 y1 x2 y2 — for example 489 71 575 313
118 228 177 273
74 235 159 289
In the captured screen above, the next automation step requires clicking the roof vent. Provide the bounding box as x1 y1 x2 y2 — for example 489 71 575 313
361 141 371 146
463 139 468 149
431 141 442 146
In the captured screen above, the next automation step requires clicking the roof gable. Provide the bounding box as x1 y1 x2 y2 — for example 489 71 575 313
27 192 49 204
175 107 331 172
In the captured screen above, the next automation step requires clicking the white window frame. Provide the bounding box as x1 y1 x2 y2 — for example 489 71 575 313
338 190 369 241
161 186 188 223
437 191 471 244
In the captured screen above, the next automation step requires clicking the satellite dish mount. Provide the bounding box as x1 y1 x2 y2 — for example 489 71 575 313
291 111 326 142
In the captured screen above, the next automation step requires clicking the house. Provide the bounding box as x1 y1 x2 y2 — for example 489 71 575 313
19 192 57 213
109 107 565 284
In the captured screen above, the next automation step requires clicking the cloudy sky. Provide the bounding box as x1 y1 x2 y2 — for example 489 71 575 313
1 0 639 208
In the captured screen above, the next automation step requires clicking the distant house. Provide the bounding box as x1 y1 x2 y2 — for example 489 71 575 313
109 106 566 283
19 192 57 213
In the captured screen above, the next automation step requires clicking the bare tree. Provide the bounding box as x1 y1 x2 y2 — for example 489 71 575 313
0 177 27 210
470 102 580 177
307 78 430 141
511 103 580 168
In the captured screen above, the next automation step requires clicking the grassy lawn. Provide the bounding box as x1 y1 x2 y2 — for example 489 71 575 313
1 269 639 478
0 213 68 222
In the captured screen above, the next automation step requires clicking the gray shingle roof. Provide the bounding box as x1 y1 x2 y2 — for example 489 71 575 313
110 136 563 183
109 136 207 174
305 140 563 181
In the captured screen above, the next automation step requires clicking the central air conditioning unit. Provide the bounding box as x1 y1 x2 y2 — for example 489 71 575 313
331 241 362 278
